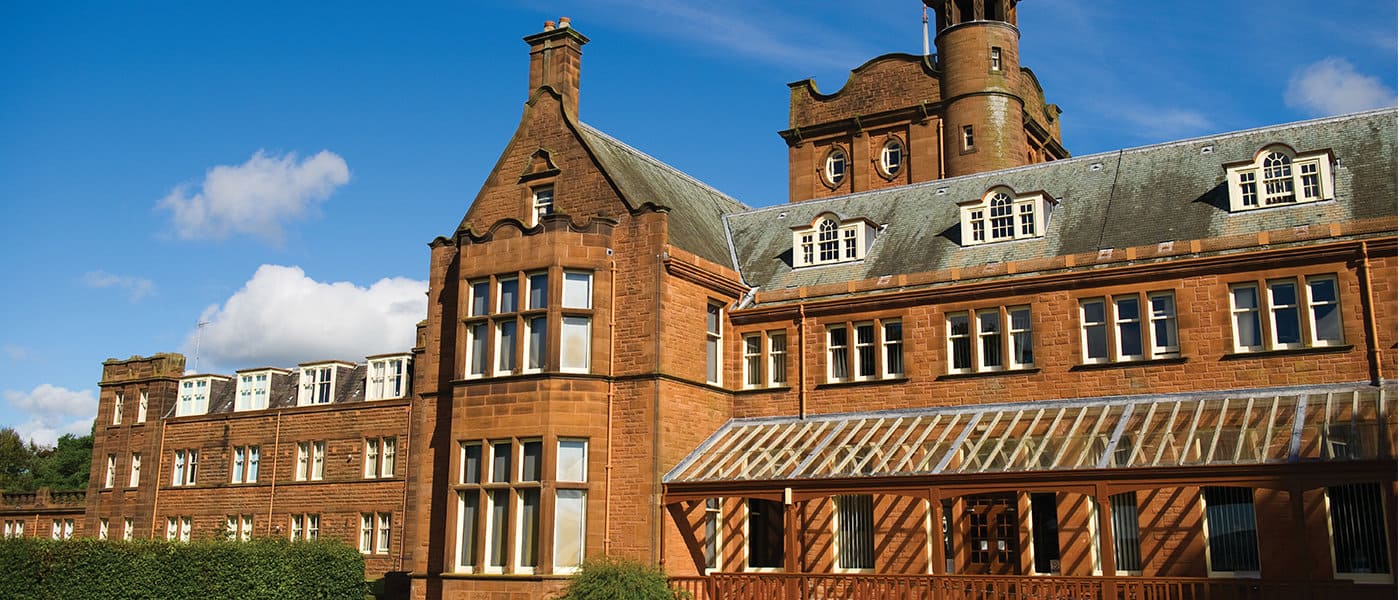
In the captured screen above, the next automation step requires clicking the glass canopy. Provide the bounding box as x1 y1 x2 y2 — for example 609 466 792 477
664 384 1394 484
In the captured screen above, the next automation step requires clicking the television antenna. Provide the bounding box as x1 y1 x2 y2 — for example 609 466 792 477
193 320 211 373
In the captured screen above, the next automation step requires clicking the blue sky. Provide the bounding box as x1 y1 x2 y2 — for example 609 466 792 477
1 0 1395 445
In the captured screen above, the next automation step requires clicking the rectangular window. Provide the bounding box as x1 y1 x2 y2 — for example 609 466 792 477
367 358 407 400
312 441 325 480
948 313 972 372
377 513 392 554
457 491 479 572
360 514 374 553
461 443 482 484
527 272 548 310
557 439 587 482
743 334 762 388
1232 275 1341 352
1111 492 1143 573
1327 483 1391 579
1149 293 1179 357
563 271 592 309
232 447 245 483
1298 161 1321 199
526 316 546 372
381 438 395 478
976 309 1003 370
496 321 517 375
706 303 722 384
990 46 1002 71
137 390 148 423
962 125 975 150
835 495 875 571
104 454 115 488
113 392 123 425
1114 295 1144 360
123 518 132 541
827 325 850 381
1082 299 1109 362
172 449 198 486
129 453 141 487
704 498 722 572
517 489 540 571
769 332 788 385
491 441 511 483
1008 307 1033 368
299 366 334 405
296 442 309 481
363 438 395 478
1203 487 1260 576
297 441 325 481
854 323 877 379
554 491 587 573
470 280 490 317
882 321 904 377
166 517 177 541
498 277 518 313
364 439 380 478
1030 493 1060 574
520 440 542 482
531 187 553 226
179 517 190 543
99 518 109 540
747 499 784 569
468 323 488 376
561 316 591 372
486 489 509 572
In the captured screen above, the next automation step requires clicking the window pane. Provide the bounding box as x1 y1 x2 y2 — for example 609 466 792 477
836 495 874 570
1111 492 1142 572
491 442 510 483
1329 483 1390 575
856 324 875 377
1030 493 1060 574
498 278 518 313
518 489 540 568
527 273 548 310
1009 308 1033 366
1083 300 1108 360
527 317 546 370
883 322 904 376
561 317 591 371
1309 278 1342 343
744 335 762 386
557 439 588 482
563 272 592 309
462 444 481 484
520 441 542 482
498 321 517 372
487 490 509 568
978 311 1002 368
1116 297 1142 358
1271 282 1301 345
704 498 721 570
469 323 488 375
828 327 849 380
748 499 784 569
1233 286 1262 348
1204 487 1260 573
471 281 489 316
554 490 586 570
459 492 478 569
769 333 787 384
1150 294 1178 354
949 314 972 371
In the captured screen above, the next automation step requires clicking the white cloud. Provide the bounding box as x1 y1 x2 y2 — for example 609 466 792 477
1286 58 1396 117
188 265 426 371
3 384 96 447
158 150 351 243
83 270 155 301
3 344 27 360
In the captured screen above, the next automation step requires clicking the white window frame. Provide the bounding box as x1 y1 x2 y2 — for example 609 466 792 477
827 324 850 382
1230 275 1343 352
706 302 723 385
791 214 878 268
1081 292 1179 363
365 437 396 478
172 449 198 486
296 441 325 481
703 497 723 573
137 390 148 423
823 147 847 186
466 321 489 378
962 125 974 150
495 320 518 376
1224 145 1334 212
947 306 1033 373
530 186 554 227
367 356 409 401
128 452 141 487
742 333 762 389
990 46 1002 71
768 331 788 386
290 513 318 541
377 512 392 554
104 454 115 488
123 518 132 541
298 365 339 405
112 392 123 425
236 370 275 411
1325 483 1393 584
176 378 213 416
833 494 876 573
879 138 904 177
959 188 1052 246
1202 487 1261 579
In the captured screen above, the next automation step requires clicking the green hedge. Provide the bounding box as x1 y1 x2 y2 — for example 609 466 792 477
0 537 366 600
559 557 688 600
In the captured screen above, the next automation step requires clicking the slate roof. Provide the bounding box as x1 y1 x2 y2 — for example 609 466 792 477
576 123 750 267
724 109 1397 292
175 364 371 418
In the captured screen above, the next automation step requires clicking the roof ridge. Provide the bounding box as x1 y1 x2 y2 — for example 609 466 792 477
725 108 1398 218
577 122 750 210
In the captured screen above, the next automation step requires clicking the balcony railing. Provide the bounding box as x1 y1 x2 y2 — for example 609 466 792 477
669 573 1377 600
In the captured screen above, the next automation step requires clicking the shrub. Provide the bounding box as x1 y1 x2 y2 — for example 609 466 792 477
0 537 366 600
559 556 688 600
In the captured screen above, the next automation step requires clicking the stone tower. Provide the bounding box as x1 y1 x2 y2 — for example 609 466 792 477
931 0 1029 176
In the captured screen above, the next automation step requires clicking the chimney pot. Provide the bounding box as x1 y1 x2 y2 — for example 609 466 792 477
559 16 571 28
544 20 555 31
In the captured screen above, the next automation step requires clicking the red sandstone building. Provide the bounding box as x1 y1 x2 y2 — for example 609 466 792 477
3 2 1394 599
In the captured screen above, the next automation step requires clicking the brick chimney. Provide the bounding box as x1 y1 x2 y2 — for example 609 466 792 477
523 17 589 115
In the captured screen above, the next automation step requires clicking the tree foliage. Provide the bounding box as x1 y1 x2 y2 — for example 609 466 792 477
0 427 94 493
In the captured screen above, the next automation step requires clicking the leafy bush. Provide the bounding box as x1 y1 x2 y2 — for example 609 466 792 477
0 537 366 600
559 557 689 600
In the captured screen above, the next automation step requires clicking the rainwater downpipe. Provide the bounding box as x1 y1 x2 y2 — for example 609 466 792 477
1359 241 1382 386
798 304 807 420
604 257 617 555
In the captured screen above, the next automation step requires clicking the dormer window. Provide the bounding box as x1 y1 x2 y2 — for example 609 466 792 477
176 378 210 416
297 362 351 406
959 187 1054 246
530 186 554 226
367 355 410 400
792 213 879 268
1225 145 1334 212
235 369 282 412
823 148 848 187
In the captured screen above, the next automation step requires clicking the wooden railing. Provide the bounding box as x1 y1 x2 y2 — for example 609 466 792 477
668 573 1374 600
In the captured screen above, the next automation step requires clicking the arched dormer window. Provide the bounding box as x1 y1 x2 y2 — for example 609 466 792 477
959 187 1054 246
1225 144 1334 212
793 213 879 267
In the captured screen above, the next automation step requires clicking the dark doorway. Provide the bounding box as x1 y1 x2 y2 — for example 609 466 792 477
966 493 1020 575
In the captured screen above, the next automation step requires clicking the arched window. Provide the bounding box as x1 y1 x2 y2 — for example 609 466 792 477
818 219 840 262
960 188 1051 246
879 139 904 177
1261 151 1295 205
824 149 848 186
989 193 1015 240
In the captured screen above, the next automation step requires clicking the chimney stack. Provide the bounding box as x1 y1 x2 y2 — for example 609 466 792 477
524 17 589 115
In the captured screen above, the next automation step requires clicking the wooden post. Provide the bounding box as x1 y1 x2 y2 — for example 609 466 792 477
783 488 799 600
1095 483 1118 597
929 488 947 576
